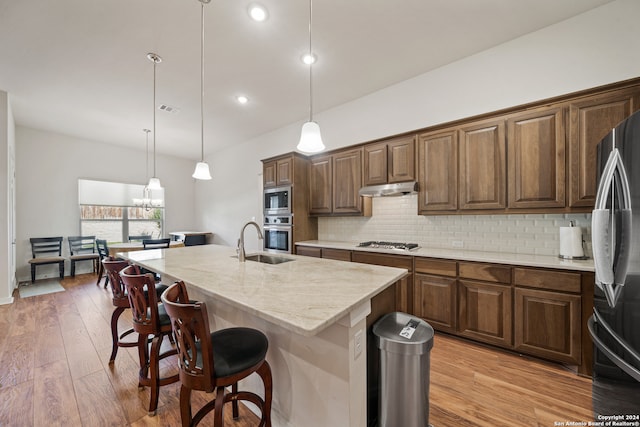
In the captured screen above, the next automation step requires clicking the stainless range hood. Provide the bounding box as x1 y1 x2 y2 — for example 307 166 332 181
358 181 418 197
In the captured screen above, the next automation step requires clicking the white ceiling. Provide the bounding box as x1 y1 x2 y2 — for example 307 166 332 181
0 0 615 160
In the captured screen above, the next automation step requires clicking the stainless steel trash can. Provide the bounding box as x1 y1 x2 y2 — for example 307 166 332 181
373 312 434 427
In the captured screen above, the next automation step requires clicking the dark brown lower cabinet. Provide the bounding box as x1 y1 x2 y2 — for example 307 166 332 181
295 245 591 374
514 287 581 365
457 279 512 348
413 273 457 333
295 246 321 257
352 252 413 314
321 248 352 261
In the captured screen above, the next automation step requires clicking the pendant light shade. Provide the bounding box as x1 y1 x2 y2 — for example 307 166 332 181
147 177 162 190
193 0 213 180
192 161 212 180
147 52 162 189
298 121 324 153
297 0 325 154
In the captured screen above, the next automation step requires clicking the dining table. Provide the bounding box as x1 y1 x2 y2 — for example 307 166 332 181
108 240 184 257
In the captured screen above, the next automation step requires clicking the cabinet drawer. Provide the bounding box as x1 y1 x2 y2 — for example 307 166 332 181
459 262 511 283
322 248 352 262
295 246 321 258
513 268 581 293
352 252 412 270
414 258 457 277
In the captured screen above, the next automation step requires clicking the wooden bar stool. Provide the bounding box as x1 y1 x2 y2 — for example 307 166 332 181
102 257 137 363
102 258 170 364
120 264 178 416
161 281 272 427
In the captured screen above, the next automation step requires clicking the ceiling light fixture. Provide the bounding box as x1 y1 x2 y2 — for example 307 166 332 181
236 95 249 104
301 53 316 65
133 129 162 210
147 52 162 190
248 4 268 22
297 0 325 154
192 0 213 180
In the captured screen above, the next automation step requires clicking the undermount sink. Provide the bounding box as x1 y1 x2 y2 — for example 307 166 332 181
235 253 295 265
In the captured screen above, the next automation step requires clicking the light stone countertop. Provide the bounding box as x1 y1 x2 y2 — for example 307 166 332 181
119 244 408 336
295 240 595 272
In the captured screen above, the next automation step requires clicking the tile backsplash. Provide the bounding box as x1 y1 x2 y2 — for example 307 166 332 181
318 194 592 257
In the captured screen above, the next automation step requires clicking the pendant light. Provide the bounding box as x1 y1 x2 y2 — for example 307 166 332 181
147 52 162 190
133 129 161 210
192 0 213 180
296 0 325 154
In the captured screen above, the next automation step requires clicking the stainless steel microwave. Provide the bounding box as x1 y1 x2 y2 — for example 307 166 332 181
264 186 291 215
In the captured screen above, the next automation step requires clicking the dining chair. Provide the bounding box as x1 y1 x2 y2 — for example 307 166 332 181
28 237 65 283
120 264 178 416
142 238 171 249
95 239 110 287
129 234 152 242
68 235 99 277
161 281 272 427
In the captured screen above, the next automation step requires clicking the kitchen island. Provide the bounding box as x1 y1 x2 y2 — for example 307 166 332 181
120 244 408 427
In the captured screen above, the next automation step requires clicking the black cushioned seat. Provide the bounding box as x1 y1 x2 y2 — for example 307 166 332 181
206 328 268 378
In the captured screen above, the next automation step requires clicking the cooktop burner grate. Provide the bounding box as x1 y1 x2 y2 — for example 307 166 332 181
357 241 420 251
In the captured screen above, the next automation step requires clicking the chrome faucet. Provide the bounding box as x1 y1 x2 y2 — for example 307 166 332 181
237 221 264 262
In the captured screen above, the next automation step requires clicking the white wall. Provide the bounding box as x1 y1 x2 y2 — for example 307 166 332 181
0 90 14 304
15 127 197 283
197 0 640 249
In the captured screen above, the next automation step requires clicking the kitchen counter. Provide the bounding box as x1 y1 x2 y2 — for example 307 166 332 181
296 240 595 272
120 244 408 427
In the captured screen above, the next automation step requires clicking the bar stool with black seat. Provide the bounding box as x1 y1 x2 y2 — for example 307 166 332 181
102 257 170 364
142 238 171 249
161 281 272 427
120 264 179 416
68 235 99 277
28 237 65 283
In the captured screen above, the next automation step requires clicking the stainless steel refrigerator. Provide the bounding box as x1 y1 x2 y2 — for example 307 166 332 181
589 109 640 413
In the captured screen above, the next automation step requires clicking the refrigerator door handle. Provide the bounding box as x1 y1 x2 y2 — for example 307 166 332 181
592 147 632 307
588 309 640 382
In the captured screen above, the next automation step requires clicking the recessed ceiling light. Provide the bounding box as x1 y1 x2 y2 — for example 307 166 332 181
248 4 268 22
236 95 249 104
301 53 317 65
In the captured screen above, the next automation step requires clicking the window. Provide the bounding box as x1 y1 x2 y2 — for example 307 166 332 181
78 179 164 243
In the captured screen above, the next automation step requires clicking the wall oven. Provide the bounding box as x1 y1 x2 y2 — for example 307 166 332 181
264 186 291 215
263 215 292 253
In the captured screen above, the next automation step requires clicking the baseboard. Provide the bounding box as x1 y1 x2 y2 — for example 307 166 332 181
0 296 14 305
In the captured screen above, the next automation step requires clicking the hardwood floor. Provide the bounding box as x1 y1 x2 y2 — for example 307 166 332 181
429 335 594 426
0 274 595 426
0 274 259 427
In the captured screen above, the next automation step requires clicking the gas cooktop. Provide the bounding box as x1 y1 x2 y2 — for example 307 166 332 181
357 241 420 251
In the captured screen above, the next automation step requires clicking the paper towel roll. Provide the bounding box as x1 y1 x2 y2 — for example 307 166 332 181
559 226 585 259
